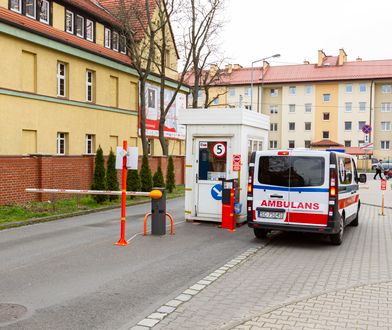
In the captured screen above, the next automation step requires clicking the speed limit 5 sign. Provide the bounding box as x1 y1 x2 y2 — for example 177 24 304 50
212 142 226 158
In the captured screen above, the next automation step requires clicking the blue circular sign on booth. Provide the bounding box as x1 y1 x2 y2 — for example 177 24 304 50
211 184 222 200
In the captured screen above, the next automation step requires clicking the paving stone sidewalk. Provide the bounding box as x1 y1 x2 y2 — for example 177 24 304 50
152 205 392 329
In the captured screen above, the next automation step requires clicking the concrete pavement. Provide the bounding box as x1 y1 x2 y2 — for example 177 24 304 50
124 179 392 330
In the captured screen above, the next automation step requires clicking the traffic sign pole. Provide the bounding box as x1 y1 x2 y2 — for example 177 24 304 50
116 140 128 246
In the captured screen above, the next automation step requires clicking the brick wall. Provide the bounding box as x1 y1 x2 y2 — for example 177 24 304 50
0 155 184 205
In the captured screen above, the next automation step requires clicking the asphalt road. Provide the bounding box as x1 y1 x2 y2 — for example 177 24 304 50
0 198 259 330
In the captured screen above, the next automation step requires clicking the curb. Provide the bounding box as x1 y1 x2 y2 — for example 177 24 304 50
0 195 184 231
129 241 272 330
362 202 392 210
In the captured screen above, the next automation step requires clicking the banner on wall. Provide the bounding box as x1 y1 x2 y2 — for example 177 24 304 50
138 83 186 140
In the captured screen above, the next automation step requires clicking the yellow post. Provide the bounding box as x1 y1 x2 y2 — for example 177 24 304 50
381 190 385 216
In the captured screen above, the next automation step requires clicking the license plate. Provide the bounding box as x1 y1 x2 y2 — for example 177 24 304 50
258 211 285 220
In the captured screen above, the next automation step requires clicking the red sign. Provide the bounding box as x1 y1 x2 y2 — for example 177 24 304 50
381 179 387 191
232 154 241 171
212 142 226 158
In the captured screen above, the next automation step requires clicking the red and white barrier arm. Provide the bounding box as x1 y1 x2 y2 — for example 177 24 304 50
25 188 162 199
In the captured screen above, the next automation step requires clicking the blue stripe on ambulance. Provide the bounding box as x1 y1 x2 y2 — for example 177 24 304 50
253 185 329 193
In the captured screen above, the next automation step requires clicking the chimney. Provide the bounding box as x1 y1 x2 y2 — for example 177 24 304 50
356 57 362 62
263 60 270 71
225 64 232 74
233 64 243 70
318 50 326 66
338 48 347 65
209 64 218 75
303 60 310 64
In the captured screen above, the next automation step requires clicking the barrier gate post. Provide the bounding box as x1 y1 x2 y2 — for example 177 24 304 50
115 140 128 246
151 188 166 235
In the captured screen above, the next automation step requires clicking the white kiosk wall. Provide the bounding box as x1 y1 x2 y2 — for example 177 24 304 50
179 108 270 222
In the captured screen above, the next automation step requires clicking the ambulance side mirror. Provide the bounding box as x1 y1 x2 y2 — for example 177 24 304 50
358 173 367 183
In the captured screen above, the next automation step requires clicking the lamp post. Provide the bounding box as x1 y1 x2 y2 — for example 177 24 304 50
250 54 280 112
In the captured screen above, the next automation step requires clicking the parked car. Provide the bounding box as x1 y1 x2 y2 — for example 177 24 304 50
382 163 392 171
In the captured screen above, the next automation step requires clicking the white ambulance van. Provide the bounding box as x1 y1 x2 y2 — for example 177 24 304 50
247 149 367 245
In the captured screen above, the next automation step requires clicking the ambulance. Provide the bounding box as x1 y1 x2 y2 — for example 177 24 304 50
247 149 367 245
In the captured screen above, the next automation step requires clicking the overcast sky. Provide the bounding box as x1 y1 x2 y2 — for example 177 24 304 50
221 0 392 67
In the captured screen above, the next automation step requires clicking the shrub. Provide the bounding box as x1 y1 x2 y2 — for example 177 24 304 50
153 166 165 187
127 170 141 198
106 149 119 201
91 146 107 203
166 155 175 193
140 154 153 192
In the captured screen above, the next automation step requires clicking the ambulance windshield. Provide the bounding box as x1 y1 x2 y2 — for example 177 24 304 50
258 156 325 187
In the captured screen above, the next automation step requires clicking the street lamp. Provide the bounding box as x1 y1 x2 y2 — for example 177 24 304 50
250 53 280 112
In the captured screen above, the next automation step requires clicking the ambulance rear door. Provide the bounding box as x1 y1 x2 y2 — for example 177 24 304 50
253 151 290 225
287 150 330 227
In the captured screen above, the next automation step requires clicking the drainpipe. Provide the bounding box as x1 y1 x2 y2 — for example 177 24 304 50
369 80 374 143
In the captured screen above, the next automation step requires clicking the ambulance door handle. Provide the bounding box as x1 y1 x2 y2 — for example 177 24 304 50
196 173 198 183
270 194 283 199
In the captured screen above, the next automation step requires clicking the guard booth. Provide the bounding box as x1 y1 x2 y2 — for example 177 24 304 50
179 108 270 223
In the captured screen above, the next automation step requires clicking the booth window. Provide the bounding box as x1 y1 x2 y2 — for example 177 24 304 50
198 142 226 181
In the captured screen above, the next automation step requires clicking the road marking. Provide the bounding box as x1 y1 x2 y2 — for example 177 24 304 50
126 220 186 243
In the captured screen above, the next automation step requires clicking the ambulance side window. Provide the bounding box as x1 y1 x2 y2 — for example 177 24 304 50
339 157 353 185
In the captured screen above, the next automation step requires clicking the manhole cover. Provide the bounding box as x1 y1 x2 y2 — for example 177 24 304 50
0 303 28 324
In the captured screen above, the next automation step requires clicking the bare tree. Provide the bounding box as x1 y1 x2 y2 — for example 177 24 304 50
201 61 229 108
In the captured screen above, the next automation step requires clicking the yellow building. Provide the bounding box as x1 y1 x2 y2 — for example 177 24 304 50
0 0 186 157
188 50 392 160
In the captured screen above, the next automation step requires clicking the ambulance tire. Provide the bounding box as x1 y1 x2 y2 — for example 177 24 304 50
254 228 268 239
330 216 344 245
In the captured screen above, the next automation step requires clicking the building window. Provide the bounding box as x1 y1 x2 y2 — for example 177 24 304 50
270 88 278 97
147 139 154 155
358 140 364 147
344 121 352 131
359 84 366 92
270 105 278 114
269 140 277 149
304 140 311 148
322 131 329 139
113 31 119 51
10 0 22 13
305 85 313 94
270 123 278 131
359 102 366 112
228 88 235 97
65 10 74 34
305 103 312 113
86 19 94 41
85 134 95 154
57 132 67 155
381 121 391 131
76 15 84 37
104 28 111 48
381 141 390 150
344 140 351 147
345 84 353 93
120 36 127 54
305 122 311 131
289 122 295 131
382 84 392 93
381 102 391 112
345 102 352 112
358 121 366 131
86 70 94 102
212 97 219 105
289 86 296 95
243 87 251 96
288 104 295 113
288 140 295 148
245 105 252 110
323 94 331 102
323 112 330 120
26 0 36 18
57 62 66 97
39 0 50 24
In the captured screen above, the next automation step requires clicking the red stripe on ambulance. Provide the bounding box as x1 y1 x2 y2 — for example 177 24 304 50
338 194 359 209
284 212 328 225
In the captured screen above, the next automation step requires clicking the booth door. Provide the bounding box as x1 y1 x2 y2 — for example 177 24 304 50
196 139 228 218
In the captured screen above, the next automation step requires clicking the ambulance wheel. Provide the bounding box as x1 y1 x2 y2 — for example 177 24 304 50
330 216 344 245
254 228 268 239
